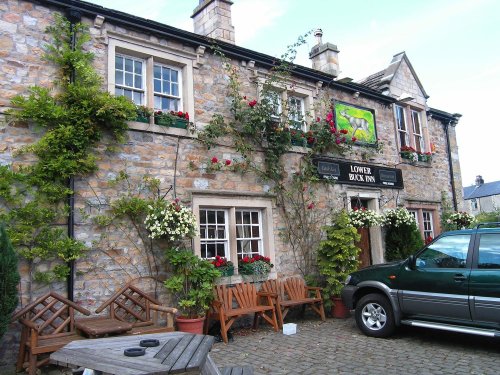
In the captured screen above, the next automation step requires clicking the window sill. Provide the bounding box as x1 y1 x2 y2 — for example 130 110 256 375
128 120 194 137
400 158 432 168
215 270 277 285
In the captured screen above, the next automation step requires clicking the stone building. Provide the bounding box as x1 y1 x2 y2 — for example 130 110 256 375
0 0 464 367
464 176 500 215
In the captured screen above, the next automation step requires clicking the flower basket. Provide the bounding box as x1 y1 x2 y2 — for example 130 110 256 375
238 255 273 276
348 207 382 228
290 129 306 147
154 110 190 129
220 265 234 277
136 115 150 123
400 146 417 162
135 105 153 123
417 153 432 163
211 256 234 277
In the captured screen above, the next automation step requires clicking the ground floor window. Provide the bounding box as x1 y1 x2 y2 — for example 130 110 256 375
407 206 438 242
192 195 275 270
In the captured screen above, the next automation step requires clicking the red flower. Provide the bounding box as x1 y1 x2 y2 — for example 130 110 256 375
335 138 341 145
316 117 321 122
326 112 333 122
248 100 257 107
184 112 189 120
225 159 232 166
340 129 348 134
211 156 218 163
307 202 315 210
351 136 357 142
243 96 247 100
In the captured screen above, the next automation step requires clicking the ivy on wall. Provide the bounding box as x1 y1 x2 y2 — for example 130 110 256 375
1 14 136 300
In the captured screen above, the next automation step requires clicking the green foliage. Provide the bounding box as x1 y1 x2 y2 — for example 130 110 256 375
164 248 220 318
384 218 424 261
317 211 361 307
474 210 500 224
0 224 20 339
440 191 456 232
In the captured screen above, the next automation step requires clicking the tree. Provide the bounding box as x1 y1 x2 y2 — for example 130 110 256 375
0 224 20 339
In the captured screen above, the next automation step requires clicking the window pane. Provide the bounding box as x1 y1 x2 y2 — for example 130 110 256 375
478 234 500 269
171 69 178 83
124 58 133 72
115 88 122 96
251 240 259 252
416 235 470 269
251 212 259 224
132 91 142 105
216 210 225 223
172 83 179 97
115 71 123 85
243 212 251 224
206 243 215 258
236 211 242 224
115 56 123 70
216 243 225 257
134 75 142 89
125 72 133 87
162 80 170 95
207 210 215 223
134 60 142 74
207 226 216 239
252 226 260 237
154 79 161 93
123 89 132 100
154 65 161 79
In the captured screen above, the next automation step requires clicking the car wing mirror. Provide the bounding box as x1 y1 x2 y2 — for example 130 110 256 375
408 254 416 270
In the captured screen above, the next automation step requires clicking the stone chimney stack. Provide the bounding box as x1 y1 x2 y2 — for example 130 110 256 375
309 29 340 77
475 175 484 187
192 0 235 44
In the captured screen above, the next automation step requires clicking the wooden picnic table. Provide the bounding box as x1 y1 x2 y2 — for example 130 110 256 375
50 332 216 375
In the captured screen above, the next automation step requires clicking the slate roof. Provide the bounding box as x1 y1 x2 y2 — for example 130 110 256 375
359 70 385 91
463 181 500 199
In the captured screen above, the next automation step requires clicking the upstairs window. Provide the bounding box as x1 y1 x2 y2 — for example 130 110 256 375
411 110 423 152
153 64 182 111
395 105 409 147
288 96 305 131
115 55 145 105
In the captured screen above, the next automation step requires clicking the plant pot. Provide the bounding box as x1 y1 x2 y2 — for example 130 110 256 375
154 117 173 126
331 297 350 319
170 119 188 129
135 115 150 123
176 316 205 334
220 266 234 277
291 139 305 147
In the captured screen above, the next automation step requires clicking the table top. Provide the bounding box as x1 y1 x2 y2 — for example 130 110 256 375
75 318 133 337
50 332 215 375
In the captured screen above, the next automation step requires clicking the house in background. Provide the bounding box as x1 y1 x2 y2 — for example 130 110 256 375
464 175 500 215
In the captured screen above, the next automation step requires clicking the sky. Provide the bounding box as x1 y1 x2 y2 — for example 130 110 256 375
87 0 500 187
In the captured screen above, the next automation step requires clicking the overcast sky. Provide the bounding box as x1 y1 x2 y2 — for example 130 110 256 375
88 0 500 187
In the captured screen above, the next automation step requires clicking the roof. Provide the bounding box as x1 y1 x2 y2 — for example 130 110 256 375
358 52 429 99
463 181 500 199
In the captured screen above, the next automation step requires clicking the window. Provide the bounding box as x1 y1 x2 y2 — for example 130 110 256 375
199 209 228 259
408 210 419 226
471 199 478 211
193 196 275 271
236 210 263 258
108 35 194 122
288 96 305 130
153 64 182 111
478 234 500 269
422 211 434 239
416 235 470 269
411 110 423 152
115 55 145 105
262 91 282 119
395 105 409 147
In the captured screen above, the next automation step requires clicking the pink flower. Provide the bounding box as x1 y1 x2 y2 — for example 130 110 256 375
335 138 341 144
326 112 333 122
316 117 320 122
225 159 232 166
211 157 218 163
248 100 257 107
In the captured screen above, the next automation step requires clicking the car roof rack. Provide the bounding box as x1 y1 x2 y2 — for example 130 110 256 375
475 222 500 229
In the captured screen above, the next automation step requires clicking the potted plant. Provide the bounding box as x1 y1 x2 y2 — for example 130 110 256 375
417 151 433 163
164 248 221 334
238 254 273 279
154 110 190 128
348 207 383 228
135 105 153 123
317 210 361 318
400 145 417 162
290 129 306 147
211 255 234 277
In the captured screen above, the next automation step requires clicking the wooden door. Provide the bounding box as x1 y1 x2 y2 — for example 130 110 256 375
356 227 372 269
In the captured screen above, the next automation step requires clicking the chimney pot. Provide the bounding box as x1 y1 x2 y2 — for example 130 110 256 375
314 28 323 45
309 29 339 77
475 175 484 187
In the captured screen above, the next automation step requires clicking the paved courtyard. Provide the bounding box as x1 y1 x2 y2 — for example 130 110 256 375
210 315 500 375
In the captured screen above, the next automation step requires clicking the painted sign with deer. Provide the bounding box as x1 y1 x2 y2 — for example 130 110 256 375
334 101 377 145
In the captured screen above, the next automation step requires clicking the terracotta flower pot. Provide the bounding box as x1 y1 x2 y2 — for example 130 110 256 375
176 316 206 334
331 297 350 319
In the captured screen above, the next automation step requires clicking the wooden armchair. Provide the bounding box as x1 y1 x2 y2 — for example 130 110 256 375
261 277 325 327
206 282 279 344
94 281 177 335
11 292 91 375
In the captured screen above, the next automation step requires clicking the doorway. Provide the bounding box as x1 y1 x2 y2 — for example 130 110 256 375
351 197 372 268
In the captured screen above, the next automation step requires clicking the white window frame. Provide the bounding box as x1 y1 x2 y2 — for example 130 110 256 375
192 195 275 270
395 105 409 147
422 210 434 239
107 34 195 122
199 208 229 259
114 54 146 105
288 96 305 131
408 209 419 227
235 209 263 258
411 110 424 152
153 63 183 111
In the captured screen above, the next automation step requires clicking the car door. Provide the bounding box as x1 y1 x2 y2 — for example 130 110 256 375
469 231 500 327
397 234 472 320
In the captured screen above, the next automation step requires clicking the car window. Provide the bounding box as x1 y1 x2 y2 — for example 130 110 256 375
478 233 500 269
416 235 470 269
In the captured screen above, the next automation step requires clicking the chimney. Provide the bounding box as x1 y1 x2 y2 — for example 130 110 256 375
191 0 235 44
475 175 484 187
309 29 340 77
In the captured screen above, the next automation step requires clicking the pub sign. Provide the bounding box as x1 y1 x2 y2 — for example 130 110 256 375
313 158 404 189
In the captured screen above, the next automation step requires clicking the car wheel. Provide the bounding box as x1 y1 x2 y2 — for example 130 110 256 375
355 293 395 338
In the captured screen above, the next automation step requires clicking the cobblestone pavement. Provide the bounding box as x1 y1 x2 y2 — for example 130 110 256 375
210 315 500 375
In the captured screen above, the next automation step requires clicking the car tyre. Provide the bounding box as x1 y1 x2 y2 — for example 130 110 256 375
355 293 395 338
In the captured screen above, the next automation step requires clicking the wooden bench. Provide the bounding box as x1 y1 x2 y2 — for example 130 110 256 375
219 365 254 375
206 282 278 344
261 277 325 327
11 292 91 375
94 281 177 335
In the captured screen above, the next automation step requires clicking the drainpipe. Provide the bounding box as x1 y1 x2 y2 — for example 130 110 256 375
444 121 458 211
66 8 81 301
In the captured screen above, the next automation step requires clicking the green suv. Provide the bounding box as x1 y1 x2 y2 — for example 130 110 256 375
341 223 500 338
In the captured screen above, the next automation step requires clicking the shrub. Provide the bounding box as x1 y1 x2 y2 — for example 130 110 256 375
383 208 423 261
0 224 20 339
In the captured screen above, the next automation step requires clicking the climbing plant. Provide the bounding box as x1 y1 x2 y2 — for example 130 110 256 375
0 224 20 339
2 14 136 298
